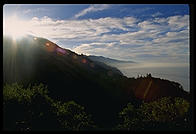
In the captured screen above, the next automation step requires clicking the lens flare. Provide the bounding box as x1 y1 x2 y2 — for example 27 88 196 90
3 15 29 39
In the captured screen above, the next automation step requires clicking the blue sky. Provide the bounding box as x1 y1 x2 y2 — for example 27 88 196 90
3 4 189 65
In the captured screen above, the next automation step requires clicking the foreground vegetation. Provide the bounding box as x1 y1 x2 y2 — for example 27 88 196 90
3 83 192 131
3 83 96 131
117 97 192 131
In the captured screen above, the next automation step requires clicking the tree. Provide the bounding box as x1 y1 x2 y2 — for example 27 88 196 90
117 97 191 131
3 83 96 131
52 100 96 130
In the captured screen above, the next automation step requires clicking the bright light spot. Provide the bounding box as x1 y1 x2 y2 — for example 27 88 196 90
56 47 66 55
3 15 30 39
45 43 50 46
82 59 87 64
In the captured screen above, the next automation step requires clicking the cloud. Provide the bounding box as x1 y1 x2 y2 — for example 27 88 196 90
23 9 32 14
152 12 163 17
22 8 49 15
167 15 189 30
16 14 189 63
74 4 110 19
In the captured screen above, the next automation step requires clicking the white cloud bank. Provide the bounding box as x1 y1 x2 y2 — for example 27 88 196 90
5 14 189 64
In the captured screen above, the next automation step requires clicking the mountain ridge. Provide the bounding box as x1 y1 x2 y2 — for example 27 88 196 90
88 55 136 66
3 35 133 128
88 55 135 64
3 35 190 128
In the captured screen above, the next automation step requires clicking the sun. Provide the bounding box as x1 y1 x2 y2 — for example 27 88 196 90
3 15 29 39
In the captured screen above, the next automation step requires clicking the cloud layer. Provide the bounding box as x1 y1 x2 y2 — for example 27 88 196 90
9 14 189 64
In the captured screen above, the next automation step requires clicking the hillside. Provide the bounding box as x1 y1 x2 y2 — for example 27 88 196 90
3 35 190 129
3 35 135 128
88 55 135 67
88 56 190 102
88 55 135 64
128 75 190 102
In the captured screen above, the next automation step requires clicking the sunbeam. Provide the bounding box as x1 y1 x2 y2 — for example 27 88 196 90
3 15 30 40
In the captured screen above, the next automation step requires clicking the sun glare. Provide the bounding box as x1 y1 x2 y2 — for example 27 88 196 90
3 15 29 39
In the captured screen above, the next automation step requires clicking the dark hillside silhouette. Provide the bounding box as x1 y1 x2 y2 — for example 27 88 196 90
130 76 190 102
3 35 135 128
3 35 191 130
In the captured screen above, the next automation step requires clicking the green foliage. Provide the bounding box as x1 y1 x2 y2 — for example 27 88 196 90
3 83 48 103
117 97 191 131
140 97 176 122
3 83 54 131
3 83 95 131
117 103 141 130
140 97 190 122
51 101 96 130
174 97 190 116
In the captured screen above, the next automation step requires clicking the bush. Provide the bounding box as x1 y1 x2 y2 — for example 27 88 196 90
52 100 96 130
3 83 96 131
117 97 191 131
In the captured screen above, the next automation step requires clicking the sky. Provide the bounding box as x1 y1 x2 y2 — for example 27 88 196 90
3 4 190 65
